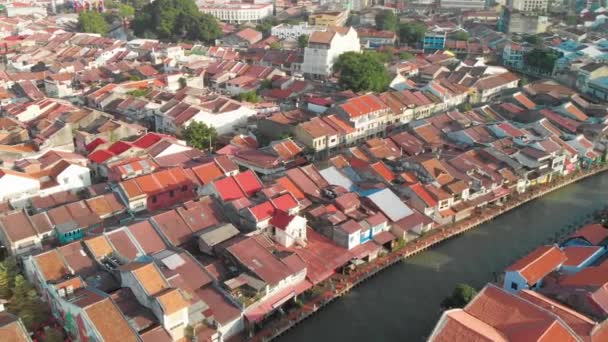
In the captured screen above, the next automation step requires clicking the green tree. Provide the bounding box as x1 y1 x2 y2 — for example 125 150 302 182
178 77 187 89
398 22 426 46
42 327 64 342
524 34 543 46
260 78 273 90
0 258 18 299
237 91 261 103
78 10 109 35
126 88 149 97
255 17 279 36
11 275 32 304
441 284 478 309
452 31 470 41
333 51 390 92
399 51 414 60
269 41 281 49
565 15 577 25
132 0 221 43
182 121 218 150
524 48 562 73
458 103 473 112
126 0 149 11
118 3 135 18
298 34 308 49
376 9 398 32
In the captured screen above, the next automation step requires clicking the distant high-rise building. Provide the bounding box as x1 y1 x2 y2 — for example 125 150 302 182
509 0 549 12
440 0 486 10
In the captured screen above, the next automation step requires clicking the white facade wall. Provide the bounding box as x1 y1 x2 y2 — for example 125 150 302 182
200 4 273 24
186 106 257 135
0 174 40 203
273 215 306 247
15 104 43 122
503 270 528 292
301 28 361 78
271 23 327 41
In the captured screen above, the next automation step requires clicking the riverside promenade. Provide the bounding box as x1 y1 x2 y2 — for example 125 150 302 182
250 165 608 342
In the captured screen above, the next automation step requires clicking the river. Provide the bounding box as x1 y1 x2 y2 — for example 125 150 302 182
281 172 608 342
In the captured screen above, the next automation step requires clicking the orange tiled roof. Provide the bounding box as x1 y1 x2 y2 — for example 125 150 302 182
84 235 113 259
506 245 566 286
131 262 168 296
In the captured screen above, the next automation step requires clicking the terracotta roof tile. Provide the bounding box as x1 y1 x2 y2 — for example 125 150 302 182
84 298 138 342
34 249 69 282
130 262 168 296
155 288 188 315
506 245 567 286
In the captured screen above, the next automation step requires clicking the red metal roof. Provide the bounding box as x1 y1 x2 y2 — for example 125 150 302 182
249 201 275 222
88 149 114 164
234 170 262 197
213 177 245 202
270 210 295 230
271 193 298 212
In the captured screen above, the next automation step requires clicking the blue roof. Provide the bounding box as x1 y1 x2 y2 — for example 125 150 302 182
557 40 580 52
354 187 382 197
590 76 608 88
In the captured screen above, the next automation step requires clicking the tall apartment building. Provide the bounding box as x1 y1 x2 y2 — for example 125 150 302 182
300 27 360 79
199 3 273 24
508 0 548 12
271 22 327 41
440 0 486 10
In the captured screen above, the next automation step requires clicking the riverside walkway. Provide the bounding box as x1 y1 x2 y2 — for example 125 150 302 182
250 165 608 342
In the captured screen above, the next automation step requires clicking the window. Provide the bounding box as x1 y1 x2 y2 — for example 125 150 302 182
181 185 188 192
169 190 175 198
151 196 157 204
510 282 518 290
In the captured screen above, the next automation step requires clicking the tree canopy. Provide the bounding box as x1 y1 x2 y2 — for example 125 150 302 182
182 121 218 150
399 51 414 60
565 15 578 26
0 258 49 330
298 34 308 49
78 10 109 35
236 91 261 103
333 52 390 92
441 284 478 309
376 10 398 32
523 34 543 46
452 31 470 41
132 0 221 42
398 22 426 46
524 48 562 73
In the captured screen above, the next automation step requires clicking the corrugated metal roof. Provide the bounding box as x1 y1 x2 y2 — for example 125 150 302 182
366 189 413 222
319 166 354 191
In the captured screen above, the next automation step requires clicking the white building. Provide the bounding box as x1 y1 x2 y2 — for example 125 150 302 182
300 26 360 79
5 4 47 17
271 213 307 248
271 22 327 41
440 0 486 9
157 97 257 135
187 105 257 135
199 3 273 24
0 161 91 207
509 0 549 12
0 170 40 205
